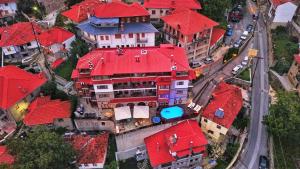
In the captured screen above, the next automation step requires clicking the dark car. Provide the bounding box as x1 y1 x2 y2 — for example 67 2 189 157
247 24 254 32
233 39 243 48
259 155 269 169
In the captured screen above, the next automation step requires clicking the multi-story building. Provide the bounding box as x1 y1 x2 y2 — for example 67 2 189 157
161 9 219 62
288 54 300 95
0 22 43 64
144 120 208 169
0 0 17 22
143 0 201 22
200 82 243 142
71 44 195 110
77 1 158 48
67 132 109 169
0 66 47 142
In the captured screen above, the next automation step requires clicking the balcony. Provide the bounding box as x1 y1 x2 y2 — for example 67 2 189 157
114 90 156 98
113 83 156 91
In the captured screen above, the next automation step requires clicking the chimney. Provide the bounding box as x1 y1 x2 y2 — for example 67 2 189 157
101 57 104 64
156 142 160 152
189 141 193 153
135 55 140 62
171 0 175 5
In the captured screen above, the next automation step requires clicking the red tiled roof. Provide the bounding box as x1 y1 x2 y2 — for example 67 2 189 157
161 9 218 35
0 0 16 3
74 44 192 76
271 0 292 7
38 27 74 47
61 0 102 23
144 120 208 167
51 58 65 69
210 28 226 47
0 66 47 110
144 0 201 9
294 54 300 64
23 96 71 126
0 22 43 47
94 2 149 18
68 133 109 165
0 146 14 165
202 82 243 129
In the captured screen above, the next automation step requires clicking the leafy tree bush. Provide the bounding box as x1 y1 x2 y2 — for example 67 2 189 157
7 127 76 169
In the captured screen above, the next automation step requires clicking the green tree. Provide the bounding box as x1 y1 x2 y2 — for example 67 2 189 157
55 13 66 27
41 81 57 96
7 127 76 169
70 39 89 68
65 0 83 8
199 0 231 22
263 91 300 137
0 164 9 169
17 0 45 19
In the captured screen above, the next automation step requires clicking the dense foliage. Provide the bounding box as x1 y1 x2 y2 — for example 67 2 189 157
263 91 300 137
7 127 76 169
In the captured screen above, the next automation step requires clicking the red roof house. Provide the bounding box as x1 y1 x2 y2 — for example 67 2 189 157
144 120 208 168
62 0 103 23
210 28 226 48
94 2 149 18
68 133 109 167
0 22 43 47
38 27 75 47
144 0 201 10
0 146 14 165
162 9 218 36
202 82 243 129
72 44 193 77
23 96 71 126
0 66 47 110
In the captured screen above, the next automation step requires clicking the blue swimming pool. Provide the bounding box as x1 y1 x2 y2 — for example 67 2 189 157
160 106 184 120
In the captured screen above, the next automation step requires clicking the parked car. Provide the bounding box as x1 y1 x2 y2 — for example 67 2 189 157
203 57 213 64
259 155 269 169
232 64 243 75
226 25 234 36
241 56 249 66
190 61 203 68
240 31 249 40
233 39 243 48
246 24 254 32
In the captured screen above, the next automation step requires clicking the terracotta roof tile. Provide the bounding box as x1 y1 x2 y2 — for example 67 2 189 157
144 0 201 9
0 66 47 110
0 146 14 165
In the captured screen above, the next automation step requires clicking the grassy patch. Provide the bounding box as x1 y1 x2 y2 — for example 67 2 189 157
273 135 300 169
54 59 74 81
237 68 251 81
104 135 118 168
271 27 298 75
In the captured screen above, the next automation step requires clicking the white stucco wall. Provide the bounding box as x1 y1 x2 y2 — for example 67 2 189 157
0 2 17 16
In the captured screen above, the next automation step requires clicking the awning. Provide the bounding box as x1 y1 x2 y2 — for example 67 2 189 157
133 106 149 119
114 106 132 120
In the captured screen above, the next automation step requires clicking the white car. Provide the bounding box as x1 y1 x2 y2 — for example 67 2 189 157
232 64 243 75
240 31 249 40
241 56 249 66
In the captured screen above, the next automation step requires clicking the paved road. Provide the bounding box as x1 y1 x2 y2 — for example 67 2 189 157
233 2 269 168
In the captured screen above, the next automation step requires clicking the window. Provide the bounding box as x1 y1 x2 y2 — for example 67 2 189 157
160 10 163 14
97 85 108 89
107 46 110 48
93 164 97 166
57 118 64 122
176 90 183 94
141 33 145 38
99 94 109 98
159 85 169 89
27 42 31 46
217 125 221 129
177 81 184 85
151 10 156 14
105 35 109 40
100 36 104 40
101 122 105 126
4 3 8 6
204 118 208 123
208 130 214 134
128 33 133 38
115 34 121 39
126 45 129 47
